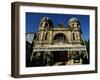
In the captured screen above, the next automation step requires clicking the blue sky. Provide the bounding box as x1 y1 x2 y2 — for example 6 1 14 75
26 12 89 40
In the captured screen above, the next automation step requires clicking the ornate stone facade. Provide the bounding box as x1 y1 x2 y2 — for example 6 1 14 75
30 17 89 66
35 17 82 46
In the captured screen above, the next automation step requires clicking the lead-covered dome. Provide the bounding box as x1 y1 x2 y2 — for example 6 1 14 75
40 17 50 22
68 17 79 24
39 17 53 29
40 17 53 24
68 17 80 28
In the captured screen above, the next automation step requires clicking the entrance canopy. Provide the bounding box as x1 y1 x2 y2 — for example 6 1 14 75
33 45 86 51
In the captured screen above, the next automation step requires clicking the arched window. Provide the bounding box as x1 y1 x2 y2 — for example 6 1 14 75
71 23 74 27
45 32 48 40
45 23 50 29
73 33 75 40
45 23 48 27
53 33 67 43
77 23 79 28
77 23 80 28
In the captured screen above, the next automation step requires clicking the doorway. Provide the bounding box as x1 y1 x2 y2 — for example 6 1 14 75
52 51 68 64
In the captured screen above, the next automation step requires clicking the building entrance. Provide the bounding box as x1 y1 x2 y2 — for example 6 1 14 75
52 51 68 65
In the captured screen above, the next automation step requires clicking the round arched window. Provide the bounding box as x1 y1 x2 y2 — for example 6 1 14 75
53 33 67 43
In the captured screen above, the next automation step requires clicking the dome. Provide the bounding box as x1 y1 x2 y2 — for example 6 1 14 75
39 17 53 28
68 17 79 23
40 17 51 22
